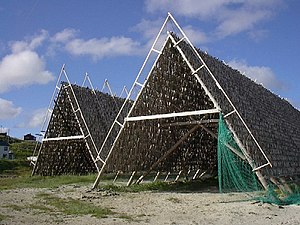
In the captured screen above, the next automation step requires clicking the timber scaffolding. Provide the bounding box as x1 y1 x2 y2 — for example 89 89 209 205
92 13 300 190
32 67 130 175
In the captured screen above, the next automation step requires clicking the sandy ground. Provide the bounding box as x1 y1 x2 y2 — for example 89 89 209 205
0 184 300 225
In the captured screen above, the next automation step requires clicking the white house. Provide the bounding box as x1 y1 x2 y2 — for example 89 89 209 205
0 140 13 159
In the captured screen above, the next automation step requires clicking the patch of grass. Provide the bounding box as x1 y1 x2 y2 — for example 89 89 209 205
167 197 181 203
36 192 114 218
4 204 25 211
10 141 39 160
118 214 135 221
100 178 218 193
101 181 171 193
29 203 54 213
0 213 8 222
0 159 31 175
0 172 96 190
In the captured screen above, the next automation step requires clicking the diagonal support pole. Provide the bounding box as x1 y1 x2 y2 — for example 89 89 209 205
135 125 201 184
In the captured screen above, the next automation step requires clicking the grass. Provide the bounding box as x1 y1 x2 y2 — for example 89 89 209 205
100 178 218 193
0 159 31 175
10 141 39 160
29 203 54 213
118 214 135 221
0 171 96 190
4 204 25 211
0 158 218 193
0 213 8 222
35 192 114 218
167 197 181 203
4 192 115 219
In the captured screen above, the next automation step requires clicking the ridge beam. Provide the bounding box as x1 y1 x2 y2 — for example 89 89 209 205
125 109 219 122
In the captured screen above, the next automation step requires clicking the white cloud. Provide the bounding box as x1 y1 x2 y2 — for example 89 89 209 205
183 25 208 44
0 98 22 119
0 127 9 133
132 18 163 39
64 36 142 60
16 108 46 129
51 28 78 43
215 8 272 37
27 108 46 128
145 0 230 18
132 18 208 51
0 50 54 93
228 59 285 91
50 28 144 60
247 29 269 42
145 0 283 38
10 30 48 53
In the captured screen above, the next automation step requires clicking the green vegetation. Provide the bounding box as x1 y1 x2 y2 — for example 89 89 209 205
0 135 22 144
0 154 218 193
35 192 114 218
0 138 38 177
4 204 24 211
4 192 115 219
29 203 54 213
0 159 31 175
118 214 135 221
10 141 39 160
166 197 181 203
0 213 8 222
0 172 96 190
100 178 218 193
0 150 97 190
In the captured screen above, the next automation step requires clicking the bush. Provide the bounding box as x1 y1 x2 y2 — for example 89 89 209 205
0 159 30 174
10 142 40 160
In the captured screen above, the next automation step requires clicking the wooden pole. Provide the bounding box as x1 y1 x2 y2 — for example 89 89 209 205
154 171 160 182
136 125 201 184
113 171 120 183
127 171 136 186
175 170 182 182
192 169 200 180
164 172 170 182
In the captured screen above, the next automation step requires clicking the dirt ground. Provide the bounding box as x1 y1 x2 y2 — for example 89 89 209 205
0 184 300 225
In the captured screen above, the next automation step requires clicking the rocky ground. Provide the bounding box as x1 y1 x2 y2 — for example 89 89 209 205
0 184 300 225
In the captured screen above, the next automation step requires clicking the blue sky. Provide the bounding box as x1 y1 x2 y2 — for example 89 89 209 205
0 0 299 139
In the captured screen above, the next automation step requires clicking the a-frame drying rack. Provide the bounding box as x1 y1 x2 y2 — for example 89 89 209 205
32 65 122 175
92 13 272 189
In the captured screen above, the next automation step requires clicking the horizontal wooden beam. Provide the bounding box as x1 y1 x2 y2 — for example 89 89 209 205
42 135 84 142
161 119 219 127
125 109 219 122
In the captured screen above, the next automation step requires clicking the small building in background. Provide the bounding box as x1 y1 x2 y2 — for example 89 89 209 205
0 132 7 137
24 133 36 142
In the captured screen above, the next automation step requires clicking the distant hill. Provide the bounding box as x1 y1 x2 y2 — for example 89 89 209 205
0 134 39 160
0 134 22 144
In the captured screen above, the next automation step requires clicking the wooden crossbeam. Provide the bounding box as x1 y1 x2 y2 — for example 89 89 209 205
125 109 219 122
200 125 246 160
42 135 84 142
161 119 219 127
